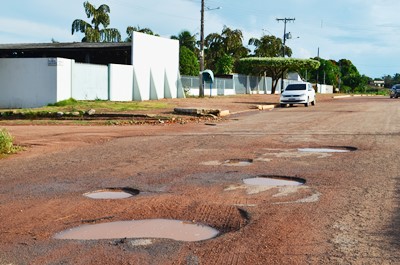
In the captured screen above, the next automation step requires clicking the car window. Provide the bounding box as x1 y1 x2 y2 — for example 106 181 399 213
285 84 306 91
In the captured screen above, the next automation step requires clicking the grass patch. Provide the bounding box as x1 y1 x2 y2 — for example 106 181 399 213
0 128 19 155
37 98 170 113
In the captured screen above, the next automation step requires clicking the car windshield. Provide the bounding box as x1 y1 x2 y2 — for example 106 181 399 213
285 84 306 91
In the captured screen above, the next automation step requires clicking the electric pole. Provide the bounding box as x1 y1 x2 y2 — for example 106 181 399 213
276 18 295 57
276 18 295 92
199 0 205 97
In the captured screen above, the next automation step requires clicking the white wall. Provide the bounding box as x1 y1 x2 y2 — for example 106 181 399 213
132 32 181 101
109 64 134 101
56 58 73 102
72 63 108 100
0 58 58 108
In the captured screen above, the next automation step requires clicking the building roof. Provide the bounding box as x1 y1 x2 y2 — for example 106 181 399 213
0 42 132 65
0 42 131 50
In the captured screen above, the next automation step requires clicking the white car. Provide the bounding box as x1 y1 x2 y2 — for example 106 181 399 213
280 83 316 107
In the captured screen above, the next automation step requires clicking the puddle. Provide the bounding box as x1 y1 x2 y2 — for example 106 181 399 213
298 146 357 153
84 187 139 199
223 159 253 166
243 175 305 186
54 219 219 242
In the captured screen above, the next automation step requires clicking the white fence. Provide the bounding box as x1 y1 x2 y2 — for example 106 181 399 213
181 74 334 96
0 58 184 108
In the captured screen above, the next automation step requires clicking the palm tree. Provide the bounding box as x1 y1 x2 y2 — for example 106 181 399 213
205 26 249 70
125 26 159 42
71 1 121 42
171 30 198 53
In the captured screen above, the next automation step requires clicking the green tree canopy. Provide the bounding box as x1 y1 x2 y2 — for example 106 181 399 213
125 26 159 42
248 35 292 57
303 58 341 87
205 26 249 71
238 57 320 94
179 46 199 76
338 59 362 91
383 73 400 88
171 30 198 53
215 54 234 75
71 1 121 42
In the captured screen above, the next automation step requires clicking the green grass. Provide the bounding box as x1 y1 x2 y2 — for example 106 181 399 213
43 98 170 113
0 98 172 118
0 128 18 155
46 98 170 112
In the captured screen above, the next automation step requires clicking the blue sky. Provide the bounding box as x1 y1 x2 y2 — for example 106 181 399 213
1 0 400 78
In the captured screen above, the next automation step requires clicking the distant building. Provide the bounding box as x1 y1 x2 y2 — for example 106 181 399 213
371 80 385 87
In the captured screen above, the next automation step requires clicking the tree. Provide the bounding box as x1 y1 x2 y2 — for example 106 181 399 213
382 73 400 88
205 26 249 71
71 1 121 42
179 46 199 76
215 54 234 75
125 26 159 42
171 30 197 53
339 59 361 91
248 35 292 57
304 58 341 87
238 57 320 94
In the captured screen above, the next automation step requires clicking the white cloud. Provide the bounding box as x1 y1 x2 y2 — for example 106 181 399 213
2 0 400 77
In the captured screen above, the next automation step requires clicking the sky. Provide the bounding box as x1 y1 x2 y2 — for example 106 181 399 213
1 0 400 78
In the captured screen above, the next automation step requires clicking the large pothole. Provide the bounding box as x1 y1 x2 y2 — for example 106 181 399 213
54 219 219 242
243 175 306 186
84 187 140 199
223 159 253 166
298 146 357 153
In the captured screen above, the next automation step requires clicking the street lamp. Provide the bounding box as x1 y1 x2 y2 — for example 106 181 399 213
199 0 221 97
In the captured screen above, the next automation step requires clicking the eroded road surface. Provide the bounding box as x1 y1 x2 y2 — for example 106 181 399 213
1 96 399 264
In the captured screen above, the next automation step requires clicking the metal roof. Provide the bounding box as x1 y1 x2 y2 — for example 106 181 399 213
0 42 131 50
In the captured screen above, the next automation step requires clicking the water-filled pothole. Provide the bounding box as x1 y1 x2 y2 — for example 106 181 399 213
54 219 219 242
298 146 357 153
243 175 306 186
84 187 139 199
223 159 253 166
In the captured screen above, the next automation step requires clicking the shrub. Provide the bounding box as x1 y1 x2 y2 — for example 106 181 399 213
0 128 16 154
48 98 78 107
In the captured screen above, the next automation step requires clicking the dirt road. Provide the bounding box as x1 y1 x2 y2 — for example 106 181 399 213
0 95 399 264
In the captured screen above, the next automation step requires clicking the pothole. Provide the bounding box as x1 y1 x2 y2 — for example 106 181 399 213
243 175 306 186
84 187 140 199
223 159 253 166
54 219 219 242
298 146 357 153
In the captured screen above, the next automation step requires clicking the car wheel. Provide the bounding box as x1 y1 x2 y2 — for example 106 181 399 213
305 98 309 107
311 98 316 106
390 95 393 98
280 103 286 108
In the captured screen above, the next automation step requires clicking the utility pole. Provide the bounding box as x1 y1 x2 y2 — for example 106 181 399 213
276 18 295 57
199 0 205 97
276 18 295 92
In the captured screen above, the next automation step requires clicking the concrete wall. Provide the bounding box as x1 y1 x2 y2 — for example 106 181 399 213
318 84 334 94
0 58 71 108
109 64 134 101
72 63 108 100
132 32 181 101
56 58 73 102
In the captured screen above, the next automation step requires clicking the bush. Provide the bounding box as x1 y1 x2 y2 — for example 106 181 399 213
0 128 16 154
48 98 78 107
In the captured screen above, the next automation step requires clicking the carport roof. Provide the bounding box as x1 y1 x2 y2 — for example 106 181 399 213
0 42 131 50
0 42 132 65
